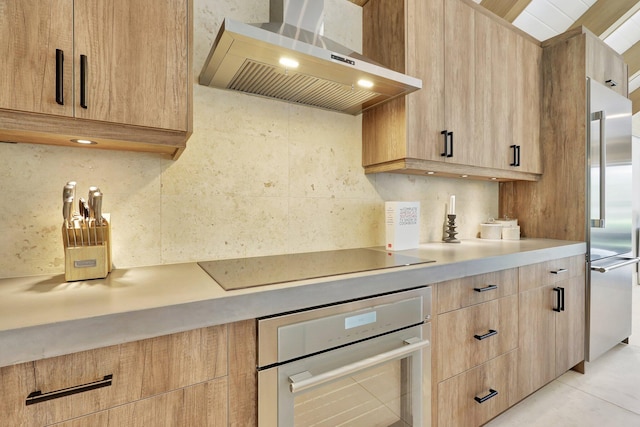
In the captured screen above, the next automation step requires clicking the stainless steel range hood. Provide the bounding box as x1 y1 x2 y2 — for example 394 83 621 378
199 0 422 115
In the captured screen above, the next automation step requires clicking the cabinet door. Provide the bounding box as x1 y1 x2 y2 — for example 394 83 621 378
517 285 556 400
73 0 189 130
475 13 516 171
0 0 73 117
444 0 479 167
587 35 628 97
514 35 542 173
555 275 586 376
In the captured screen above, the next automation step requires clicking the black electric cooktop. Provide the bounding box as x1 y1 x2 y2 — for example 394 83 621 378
198 248 435 290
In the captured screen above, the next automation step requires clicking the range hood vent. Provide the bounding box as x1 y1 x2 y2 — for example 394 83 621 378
199 0 422 115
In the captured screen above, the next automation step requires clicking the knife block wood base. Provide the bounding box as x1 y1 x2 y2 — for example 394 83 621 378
63 214 112 282
64 246 109 282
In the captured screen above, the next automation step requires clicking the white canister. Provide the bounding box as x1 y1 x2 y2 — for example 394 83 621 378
494 218 518 228
502 226 521 240
480 223 503 239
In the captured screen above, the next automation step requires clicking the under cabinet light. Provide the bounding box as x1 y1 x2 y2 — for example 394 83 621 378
71 139 97 145
426 171 435 175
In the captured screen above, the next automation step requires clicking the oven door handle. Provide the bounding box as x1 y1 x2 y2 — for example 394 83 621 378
288 337 429 394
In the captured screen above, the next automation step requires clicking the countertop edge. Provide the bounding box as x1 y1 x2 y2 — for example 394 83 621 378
0 239 586 367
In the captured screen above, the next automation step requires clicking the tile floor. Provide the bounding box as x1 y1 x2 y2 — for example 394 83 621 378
486 284 640 426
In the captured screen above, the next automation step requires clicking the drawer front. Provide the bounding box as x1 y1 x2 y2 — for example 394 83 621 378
438 350 517 427
436 268 518 314
436 294 518 381
18 326 227 425
519 255 585 292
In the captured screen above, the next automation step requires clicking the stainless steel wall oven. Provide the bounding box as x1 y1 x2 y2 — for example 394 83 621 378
257 287 432 427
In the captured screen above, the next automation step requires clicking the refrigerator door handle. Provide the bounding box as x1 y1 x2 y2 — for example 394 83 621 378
591 110 606 228
591 257 640 273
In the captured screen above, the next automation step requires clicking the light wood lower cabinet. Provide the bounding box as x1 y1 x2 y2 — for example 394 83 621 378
517 256 586 400
0 320 256 427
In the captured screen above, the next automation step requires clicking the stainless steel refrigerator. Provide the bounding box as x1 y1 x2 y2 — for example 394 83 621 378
587 78 639 362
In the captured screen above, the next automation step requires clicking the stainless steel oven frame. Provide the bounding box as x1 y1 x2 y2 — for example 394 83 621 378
257 287 432 427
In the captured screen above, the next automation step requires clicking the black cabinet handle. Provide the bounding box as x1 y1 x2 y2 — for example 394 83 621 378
550 268 567 275
510 145 521 167
440 131 453 158
474 388 498 404
25 374 112 406
553 287 565 312
56 49 64 105
441 130 448 157
474 284 498 293
80 54 88 109
474 329 498 341
605 79 618 87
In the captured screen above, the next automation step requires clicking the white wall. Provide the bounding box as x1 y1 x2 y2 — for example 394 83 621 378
0 0 498 278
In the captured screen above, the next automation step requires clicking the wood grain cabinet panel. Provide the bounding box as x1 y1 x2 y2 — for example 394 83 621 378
437 350 517 427
437 294 518 381
0 0 192 159
362 0 541 181
0 0 73 117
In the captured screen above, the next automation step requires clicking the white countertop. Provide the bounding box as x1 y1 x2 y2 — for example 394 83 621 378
0 238 585 367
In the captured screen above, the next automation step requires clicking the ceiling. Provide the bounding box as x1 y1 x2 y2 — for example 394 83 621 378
348 0 640 134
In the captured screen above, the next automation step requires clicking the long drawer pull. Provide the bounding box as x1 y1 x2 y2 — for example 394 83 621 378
288 337 429 394
25 374 113 406
474 388 498 404
474 329 498 341
550 268 567 275
474 284 498 293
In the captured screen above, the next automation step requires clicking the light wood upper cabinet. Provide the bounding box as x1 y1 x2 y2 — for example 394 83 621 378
73 0 188 130
586 33 628 96
0 0 192 159
362 0 542 181
0 0 73 117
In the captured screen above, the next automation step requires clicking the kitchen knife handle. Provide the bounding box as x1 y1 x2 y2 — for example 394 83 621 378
25 375 112 406
80 55 88 109
56 49 64 105
441 130 448 157
447 131 454 158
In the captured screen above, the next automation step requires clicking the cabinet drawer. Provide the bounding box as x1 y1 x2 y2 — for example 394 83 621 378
7 326 227 425
50 377 229 427
438 350 517 427
519 255 585 292
436 294 518 381
436 268 518 314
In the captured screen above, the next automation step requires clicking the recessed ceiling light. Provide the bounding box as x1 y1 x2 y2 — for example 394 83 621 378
357 79 374 89
279 57 299 69
71 139 97 145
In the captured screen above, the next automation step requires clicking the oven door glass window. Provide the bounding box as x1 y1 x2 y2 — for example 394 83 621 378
275 324 430 427
294 358 414 426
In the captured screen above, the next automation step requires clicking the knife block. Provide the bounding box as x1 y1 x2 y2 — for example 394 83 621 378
63 213 112 282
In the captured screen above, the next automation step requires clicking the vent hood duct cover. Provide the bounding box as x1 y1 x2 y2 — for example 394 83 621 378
199 1 422 115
